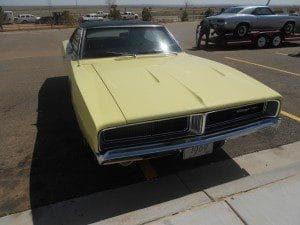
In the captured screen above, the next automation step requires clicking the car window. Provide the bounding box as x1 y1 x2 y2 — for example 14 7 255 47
70 29 82 55
222 7 244 14
83 26 181 59
253 7 274 15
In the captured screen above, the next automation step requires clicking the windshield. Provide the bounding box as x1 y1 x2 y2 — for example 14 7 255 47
83 26 182 59
222 7 244 14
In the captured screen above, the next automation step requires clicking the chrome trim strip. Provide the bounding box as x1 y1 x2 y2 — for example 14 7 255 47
96 117 280 165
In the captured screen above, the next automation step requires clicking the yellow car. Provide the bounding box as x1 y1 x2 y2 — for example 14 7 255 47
62 21 281 165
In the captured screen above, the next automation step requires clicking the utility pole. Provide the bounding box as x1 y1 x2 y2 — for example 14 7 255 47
75 0 79 19
48 0 52 28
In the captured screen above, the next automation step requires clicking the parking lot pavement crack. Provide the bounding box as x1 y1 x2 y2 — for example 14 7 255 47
220 173 298 201
202 190 215 202
224 200 249 225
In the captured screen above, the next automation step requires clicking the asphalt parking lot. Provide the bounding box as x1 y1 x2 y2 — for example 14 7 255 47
0 22 299 218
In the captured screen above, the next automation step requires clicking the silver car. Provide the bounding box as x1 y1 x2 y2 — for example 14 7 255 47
208 6 300 37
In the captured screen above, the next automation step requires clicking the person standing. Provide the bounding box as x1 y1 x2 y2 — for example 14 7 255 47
197 18 210 49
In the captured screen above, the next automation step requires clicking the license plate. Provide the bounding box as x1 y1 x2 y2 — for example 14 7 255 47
183 144 213 160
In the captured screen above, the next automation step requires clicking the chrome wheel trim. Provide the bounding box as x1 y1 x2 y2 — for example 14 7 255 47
238 26 247 37
284 24 293 34
257 36 267 48
272 36 281 47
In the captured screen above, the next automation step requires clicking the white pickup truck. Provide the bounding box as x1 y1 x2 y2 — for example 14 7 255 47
97 11 109 18
122 12 138 20
81 13 103 23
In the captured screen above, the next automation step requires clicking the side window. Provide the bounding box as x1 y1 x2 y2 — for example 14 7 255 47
260 8 273 15
70 28 82 55
253 8 274 15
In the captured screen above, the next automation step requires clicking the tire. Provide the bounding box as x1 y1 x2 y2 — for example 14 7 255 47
21 20 28 24
196 37 200 49
271 34 283 48
255 35 268 48
282 22 295 35
235 23 249 38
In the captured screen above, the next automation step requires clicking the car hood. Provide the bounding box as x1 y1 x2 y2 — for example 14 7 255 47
80 53 281 126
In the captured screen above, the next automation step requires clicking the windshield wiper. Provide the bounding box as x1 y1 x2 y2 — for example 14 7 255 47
137 50 178 55
105 52 136 57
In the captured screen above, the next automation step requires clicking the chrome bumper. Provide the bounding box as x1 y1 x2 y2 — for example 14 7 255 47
96 118 280 165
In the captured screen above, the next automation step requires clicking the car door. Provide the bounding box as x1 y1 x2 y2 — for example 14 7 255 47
252 7 276 30
30 15 35 22
25 15 30 22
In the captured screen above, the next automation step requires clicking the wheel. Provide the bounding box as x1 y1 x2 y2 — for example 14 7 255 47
282 22 295 35
255 35 268 48
235 23 249 38
271 34 283 48
22 20 28 24
196 38 201 49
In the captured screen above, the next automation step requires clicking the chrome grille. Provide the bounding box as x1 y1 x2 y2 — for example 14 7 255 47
100 116 194 151
204 101 279 135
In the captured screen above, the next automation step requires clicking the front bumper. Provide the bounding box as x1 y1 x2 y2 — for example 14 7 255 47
96 117 280 165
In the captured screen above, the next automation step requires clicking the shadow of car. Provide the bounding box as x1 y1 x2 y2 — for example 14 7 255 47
30 76 249 224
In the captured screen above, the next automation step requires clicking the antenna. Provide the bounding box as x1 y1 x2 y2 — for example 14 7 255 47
266 0 271 6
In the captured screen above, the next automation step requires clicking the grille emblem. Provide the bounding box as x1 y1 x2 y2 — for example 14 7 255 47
190 115 202 133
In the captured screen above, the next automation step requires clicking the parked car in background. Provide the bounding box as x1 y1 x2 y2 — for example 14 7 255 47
81 13 103 23
38 16 54 24
4 11 14 24
62 21 281 166
14 14 41 24
97 11 109 18
207 6 300 38
122 12 138 20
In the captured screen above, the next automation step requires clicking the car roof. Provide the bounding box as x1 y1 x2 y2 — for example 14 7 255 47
79 20 160 29
232 5 269 9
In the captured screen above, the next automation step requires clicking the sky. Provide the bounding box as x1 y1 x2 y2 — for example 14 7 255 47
1 0 300 6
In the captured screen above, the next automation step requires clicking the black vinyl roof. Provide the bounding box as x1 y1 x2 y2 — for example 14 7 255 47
80 20 161 29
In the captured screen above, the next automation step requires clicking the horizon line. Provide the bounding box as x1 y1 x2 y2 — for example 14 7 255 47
3 3 300 7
